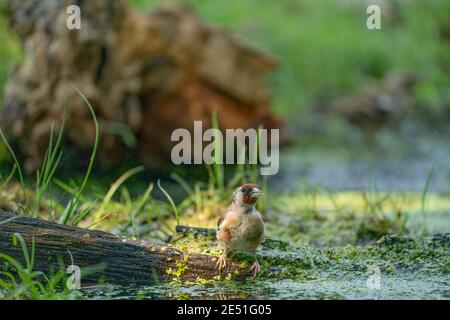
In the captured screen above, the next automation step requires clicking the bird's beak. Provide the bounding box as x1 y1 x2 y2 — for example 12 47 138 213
251 188 262 198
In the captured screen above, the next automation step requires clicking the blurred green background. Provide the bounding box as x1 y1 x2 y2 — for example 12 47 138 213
1 0 449 121
135 0 449 120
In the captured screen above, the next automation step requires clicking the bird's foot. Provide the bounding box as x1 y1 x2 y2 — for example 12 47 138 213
249 261 261 277
216 254 227 271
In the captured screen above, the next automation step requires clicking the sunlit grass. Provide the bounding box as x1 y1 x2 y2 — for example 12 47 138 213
272 190 450 217
93 166 145 221
261 187 450 246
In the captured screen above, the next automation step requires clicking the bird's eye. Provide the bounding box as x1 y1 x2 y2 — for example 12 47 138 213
241 187 247 193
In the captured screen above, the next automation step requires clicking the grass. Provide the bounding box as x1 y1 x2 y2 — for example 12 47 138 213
157 179 181 226
0 132 447 298
420 162 436 234
152 109 272 230
93 166 145 221
0 99 66 217
0 233 76 299
129 182 154 238
33 99 67 214
0 87 99 224
0 0 448 299
0 128 25 200
59 87 99 225
211 110 224 193
265 189 449 247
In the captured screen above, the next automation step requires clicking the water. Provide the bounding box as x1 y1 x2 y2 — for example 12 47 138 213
274 123 450 193
80 274 449 300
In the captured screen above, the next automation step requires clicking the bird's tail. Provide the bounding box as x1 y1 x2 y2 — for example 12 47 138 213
175 225 216 237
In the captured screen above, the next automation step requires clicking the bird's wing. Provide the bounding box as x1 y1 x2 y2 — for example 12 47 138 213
217 207 230 228
217 209 232 242
217 215 224 229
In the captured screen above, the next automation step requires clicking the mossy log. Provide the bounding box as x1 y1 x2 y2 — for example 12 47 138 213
0 210 251 286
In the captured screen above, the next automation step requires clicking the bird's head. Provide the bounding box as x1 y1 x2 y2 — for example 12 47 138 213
232 183 262 207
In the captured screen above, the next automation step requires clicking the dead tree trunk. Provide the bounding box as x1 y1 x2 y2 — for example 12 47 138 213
0 210 251 286
1 0 282 171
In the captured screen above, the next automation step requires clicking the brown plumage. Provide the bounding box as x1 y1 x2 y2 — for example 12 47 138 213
216 184 265 276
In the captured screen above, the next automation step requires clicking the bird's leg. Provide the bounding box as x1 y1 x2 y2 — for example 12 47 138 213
216 247 228 271
249 252 261 277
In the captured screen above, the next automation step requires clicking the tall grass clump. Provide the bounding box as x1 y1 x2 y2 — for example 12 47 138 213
0 128 26 203
33 99 67 214
0 103 67 216
59 87 99 225
0 87 99 222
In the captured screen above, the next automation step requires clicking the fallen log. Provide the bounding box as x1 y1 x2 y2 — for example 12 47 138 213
0 210 251 286
175 225 216 237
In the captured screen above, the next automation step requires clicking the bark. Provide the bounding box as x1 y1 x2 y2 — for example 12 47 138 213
1 0 282 171
0 210 251 286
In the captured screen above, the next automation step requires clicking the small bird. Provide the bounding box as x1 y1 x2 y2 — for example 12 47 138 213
216 183 265 277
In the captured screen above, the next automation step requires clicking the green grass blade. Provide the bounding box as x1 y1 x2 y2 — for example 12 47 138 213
12 233 32 271
420 162 435 233
0 128 25 199
94 166 145 219
0 164 17 190
211 110 224 192
157 179 180 226
60 87 99 225
170 172 194 197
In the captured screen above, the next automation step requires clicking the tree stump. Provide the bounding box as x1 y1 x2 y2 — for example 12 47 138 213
1 0 282 171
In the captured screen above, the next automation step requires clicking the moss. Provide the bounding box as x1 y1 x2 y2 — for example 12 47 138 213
166 260 189 283
168 232 449 285
171 236 222 257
